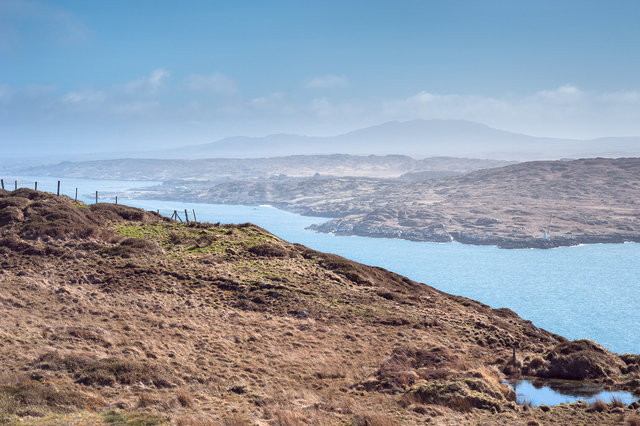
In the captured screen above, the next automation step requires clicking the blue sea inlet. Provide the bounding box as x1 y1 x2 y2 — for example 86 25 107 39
130 199 640 356
8 176 640 355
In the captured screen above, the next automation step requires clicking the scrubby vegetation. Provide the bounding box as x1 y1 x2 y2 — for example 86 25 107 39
0 189 639 424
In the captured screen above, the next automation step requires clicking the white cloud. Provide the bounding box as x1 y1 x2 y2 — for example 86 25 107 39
62 88 106 104
185 73 237 94
304 74 348 89
3 76 640 145
124 68 170 95
531 84 584 103
599 90 640 103
309 97 331 116
250 92 284 108
380 85 640 138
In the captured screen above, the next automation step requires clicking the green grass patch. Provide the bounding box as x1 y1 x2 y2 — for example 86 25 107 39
115 224 171 241
101 410 167 425
114 223 279 259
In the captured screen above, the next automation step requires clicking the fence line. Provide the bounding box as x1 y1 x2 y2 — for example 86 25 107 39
2 178 198 223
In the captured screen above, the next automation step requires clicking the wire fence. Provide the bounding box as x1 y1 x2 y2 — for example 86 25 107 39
1 178 198 223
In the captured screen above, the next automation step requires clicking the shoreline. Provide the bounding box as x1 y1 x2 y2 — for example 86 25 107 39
125 193 640 250
308 220 640 249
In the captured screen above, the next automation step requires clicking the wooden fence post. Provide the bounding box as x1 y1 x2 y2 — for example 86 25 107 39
95 191 98 204
57 181 60 196
35 182 38 191
184 209 189 223
14 180 17 191
75 188 78 201
192 209 197 223
115 196 118 205
1 179 4 190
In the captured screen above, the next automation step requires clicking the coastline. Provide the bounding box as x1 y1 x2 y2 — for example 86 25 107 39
130 192 640 250
309 219 640 249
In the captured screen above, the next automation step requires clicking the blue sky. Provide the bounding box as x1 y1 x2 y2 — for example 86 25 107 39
1 0 640 155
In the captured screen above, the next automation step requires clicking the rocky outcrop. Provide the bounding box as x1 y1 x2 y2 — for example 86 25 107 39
310 220 640 249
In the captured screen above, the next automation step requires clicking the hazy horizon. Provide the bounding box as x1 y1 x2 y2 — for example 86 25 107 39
2 0 640 159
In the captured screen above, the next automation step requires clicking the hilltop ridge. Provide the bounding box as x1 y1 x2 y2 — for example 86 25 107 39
1 189 639 424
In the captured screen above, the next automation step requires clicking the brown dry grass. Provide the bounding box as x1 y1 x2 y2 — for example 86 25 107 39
220 413 254 425
627 416 640 426
590 399 607 412
176 388 194 408
352 413 399 426
0 190 637 425
610 396 626 408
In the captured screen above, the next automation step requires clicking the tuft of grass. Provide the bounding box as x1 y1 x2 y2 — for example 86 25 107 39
33 351 174 388
627 416 640 426
447 396 473 413
315 366 347 380
136 393 156 408
352 413 398 426
219 413 254 426
275 410 307 426
101 409 167 425
610 396 626 408
528 356 545 370
248 243 289 258
0 378 97 419
174 416 217 425
590 399 607 412
176 389 193 408
102 237 161 258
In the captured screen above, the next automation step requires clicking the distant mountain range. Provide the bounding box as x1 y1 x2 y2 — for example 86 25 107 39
3 120 640 169
146 119 640 161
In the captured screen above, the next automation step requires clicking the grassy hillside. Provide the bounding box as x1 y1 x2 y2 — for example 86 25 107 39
1 189 639 425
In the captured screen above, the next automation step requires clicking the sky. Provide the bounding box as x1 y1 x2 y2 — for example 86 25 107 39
1 0 640 157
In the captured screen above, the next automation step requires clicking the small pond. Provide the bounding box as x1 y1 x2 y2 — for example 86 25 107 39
507 379 639 407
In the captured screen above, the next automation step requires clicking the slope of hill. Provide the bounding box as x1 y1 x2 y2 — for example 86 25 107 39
147 120 640 161
1 189 639 424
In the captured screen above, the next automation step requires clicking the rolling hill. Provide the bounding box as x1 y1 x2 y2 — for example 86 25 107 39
149 120 640 161
2 189 639 423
